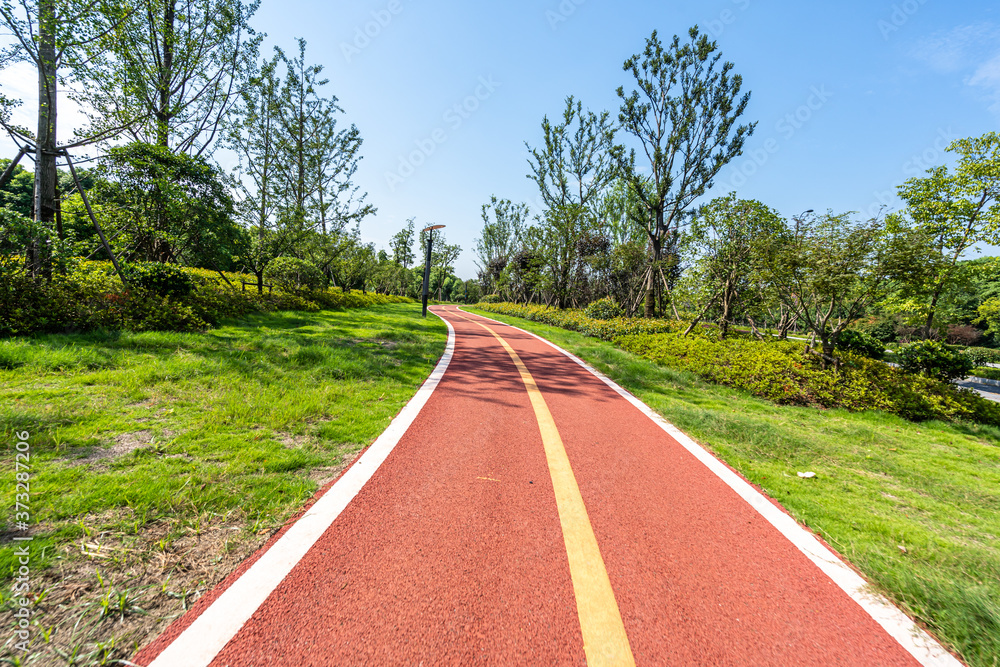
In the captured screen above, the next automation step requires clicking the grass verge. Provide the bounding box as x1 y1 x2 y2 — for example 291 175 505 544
0 303 446 665
467 307 1000 667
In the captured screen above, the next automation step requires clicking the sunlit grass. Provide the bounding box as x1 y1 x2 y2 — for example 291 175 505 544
0 304 447 580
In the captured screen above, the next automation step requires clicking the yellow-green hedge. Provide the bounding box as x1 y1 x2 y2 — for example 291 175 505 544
475 301 1000 426
0 259 412 336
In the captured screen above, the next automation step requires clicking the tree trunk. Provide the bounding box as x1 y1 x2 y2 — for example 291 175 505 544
922 286 943 340
718 285 734 340
156 0 176 148
644 233 662 318
32 0 58 278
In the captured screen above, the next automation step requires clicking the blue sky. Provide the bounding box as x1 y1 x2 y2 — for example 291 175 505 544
4 0 1000 278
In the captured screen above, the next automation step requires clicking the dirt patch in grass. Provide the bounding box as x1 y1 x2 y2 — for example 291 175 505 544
1 509 276 665
61 430 181 468
304 459 353 488
276 432 311 449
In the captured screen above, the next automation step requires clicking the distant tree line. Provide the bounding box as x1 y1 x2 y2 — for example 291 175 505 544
476 26 1000 364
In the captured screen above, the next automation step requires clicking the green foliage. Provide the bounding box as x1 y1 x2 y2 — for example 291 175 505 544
477 300 1000 427
481 294 503 304
96 142 242 266
962 346 1000 367
615 332 998 425
476 301 679 341
264 256 325 293
977 295 1000 340
683 193 784 336
897 340 975 382
120 262 195 297
584 297 624 320
852 316 898 344
766 212 917 361
836 329 884 359
0 261 412 337
891 132 1000 337
0 159 33 218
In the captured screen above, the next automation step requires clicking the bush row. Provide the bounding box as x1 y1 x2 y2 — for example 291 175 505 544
475 301 681 341
475 301 1000 426
615 333 1000 425
961 346 1000 366
0 259 412 337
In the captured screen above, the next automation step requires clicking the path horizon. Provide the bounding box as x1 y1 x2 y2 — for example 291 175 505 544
133 305 963 666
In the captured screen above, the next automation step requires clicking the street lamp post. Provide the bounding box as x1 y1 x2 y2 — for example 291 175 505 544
421 224 445 317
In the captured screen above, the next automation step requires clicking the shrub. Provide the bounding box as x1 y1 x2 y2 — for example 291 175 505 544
945 324 983 346
615 332 1000 426
896 339 974 382
853 316 898 344
480 294 503 304
120 261 195 297
264 257 325 293
585 297 624 320
0 259 413 337
962 346 1000 367
835 329 884 359
474 300 1000 427
475 302 679 341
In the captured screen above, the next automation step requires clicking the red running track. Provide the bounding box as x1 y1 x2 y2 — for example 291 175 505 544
135 306 957 666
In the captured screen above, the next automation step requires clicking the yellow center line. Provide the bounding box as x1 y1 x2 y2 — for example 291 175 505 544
454 312 635 667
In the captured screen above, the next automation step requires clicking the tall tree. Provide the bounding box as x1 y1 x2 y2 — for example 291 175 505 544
312 109 372 237
275 38 373 235
892 132 1000 338
389 218 415 269
475 196 528 295
539 202 596 308
226 52 284 291
681 193 783 338
0 0 127 274
614 27 755 317
526 96 617 212
83 0 261 155
766 212 927 366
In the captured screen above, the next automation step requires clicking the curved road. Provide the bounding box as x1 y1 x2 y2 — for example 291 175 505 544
135 306 960 666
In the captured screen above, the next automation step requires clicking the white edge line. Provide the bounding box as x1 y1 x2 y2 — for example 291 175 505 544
147 313 456 667
460 308 964 667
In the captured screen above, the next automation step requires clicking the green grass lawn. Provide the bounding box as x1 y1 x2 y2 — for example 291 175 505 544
468 307 1000 667
0 303 446 665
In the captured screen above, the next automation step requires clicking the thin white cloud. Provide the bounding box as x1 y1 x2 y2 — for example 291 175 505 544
909 22 1000 116
969 52 1000 112
910 22 998 73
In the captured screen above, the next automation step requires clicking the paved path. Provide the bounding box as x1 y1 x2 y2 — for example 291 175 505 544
955 377 1000 402
135 306 961 666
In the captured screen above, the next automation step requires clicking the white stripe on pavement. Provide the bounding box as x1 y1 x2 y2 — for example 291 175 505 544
147 314 456 667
